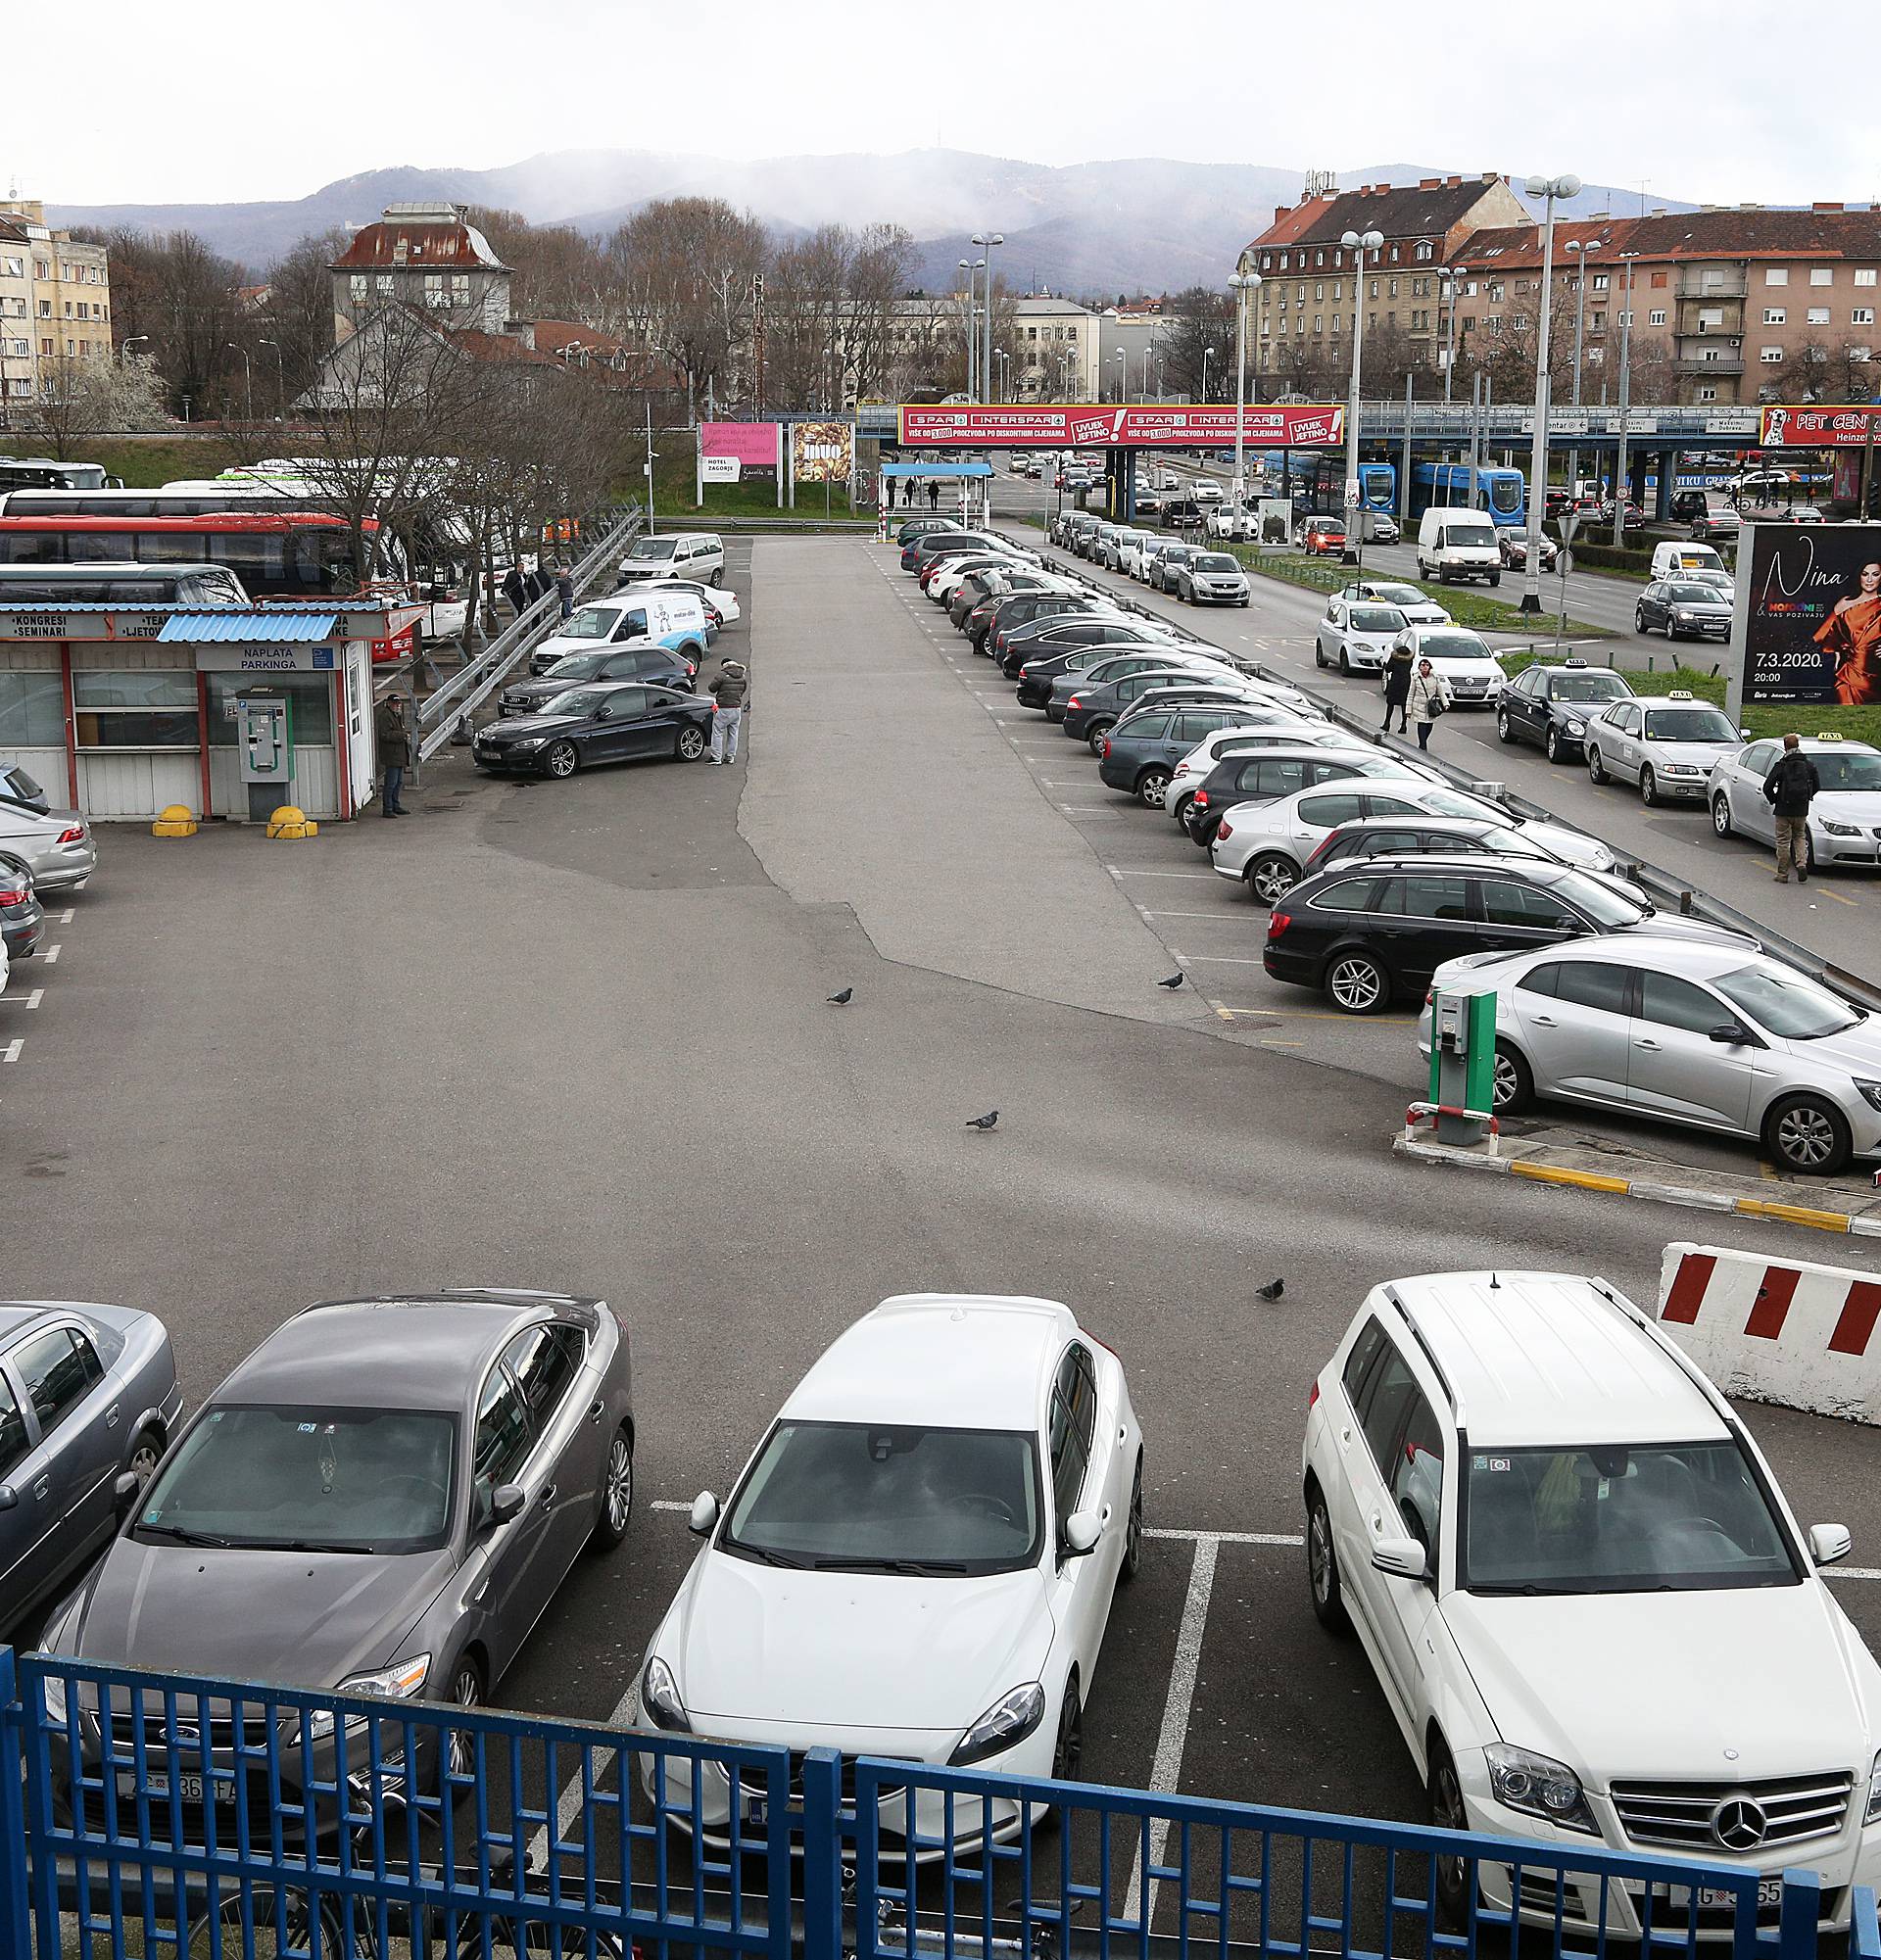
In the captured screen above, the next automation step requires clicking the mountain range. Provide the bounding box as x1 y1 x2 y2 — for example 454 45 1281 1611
46 149 1693 298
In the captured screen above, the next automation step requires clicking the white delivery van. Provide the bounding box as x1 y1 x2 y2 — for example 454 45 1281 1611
526 591 711 674
1650 540 1727 582
618 531 726 587
1416 509 1503 585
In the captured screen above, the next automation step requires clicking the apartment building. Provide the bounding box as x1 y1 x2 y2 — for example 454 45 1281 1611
329 204 513 339
0 200 114 416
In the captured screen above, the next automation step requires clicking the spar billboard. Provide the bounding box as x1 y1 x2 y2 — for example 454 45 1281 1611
1727 521 1881 725
896 404 1345 448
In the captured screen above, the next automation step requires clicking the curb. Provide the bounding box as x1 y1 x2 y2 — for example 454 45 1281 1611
1391 1135 1881 1237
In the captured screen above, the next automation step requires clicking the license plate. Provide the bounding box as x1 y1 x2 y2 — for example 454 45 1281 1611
120 1773 206 1803
743 1795 767 1827
1662 1880 1783 1912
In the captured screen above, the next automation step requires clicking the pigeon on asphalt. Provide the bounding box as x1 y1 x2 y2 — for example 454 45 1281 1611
965 1111 1000 1131
827 987 853 1005
1257 1278 1284 1302
1157 972 1185 989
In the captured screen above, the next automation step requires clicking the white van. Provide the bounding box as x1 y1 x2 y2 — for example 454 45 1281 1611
526 590 711 675
618 532 725 587
1650 540 1727 583
1416 509 1502 586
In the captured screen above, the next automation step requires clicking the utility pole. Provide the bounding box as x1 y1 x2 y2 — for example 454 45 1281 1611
644 402 657 532
1613 256 1637 548
1520 171 1582 612
751 272 766 411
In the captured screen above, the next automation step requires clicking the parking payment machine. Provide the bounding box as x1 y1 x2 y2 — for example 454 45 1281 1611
1427 987 1497 1146
236 691 293 822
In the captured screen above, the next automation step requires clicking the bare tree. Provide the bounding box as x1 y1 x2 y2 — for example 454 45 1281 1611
604 197 767 410
464 207 612 322
27 353 168 456
261 228 350 409
67 225 246 417
1161 287 1237 401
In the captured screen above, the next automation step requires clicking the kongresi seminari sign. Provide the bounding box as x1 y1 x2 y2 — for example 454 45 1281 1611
896 404 1346 448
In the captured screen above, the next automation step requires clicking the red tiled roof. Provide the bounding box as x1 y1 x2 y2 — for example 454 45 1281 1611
432 322 558 367
331 219 506 272
1461 207 1881 268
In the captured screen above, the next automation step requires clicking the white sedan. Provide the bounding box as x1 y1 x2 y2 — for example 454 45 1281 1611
1395 625 1508 708
1315 598 1410 676
634 1293 1143 1855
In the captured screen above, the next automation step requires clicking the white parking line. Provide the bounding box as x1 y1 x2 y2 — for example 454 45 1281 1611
41 944 59 965
1106 868 1217 879
21 989 42 1009
1 1038 21 1063
56 908 73 924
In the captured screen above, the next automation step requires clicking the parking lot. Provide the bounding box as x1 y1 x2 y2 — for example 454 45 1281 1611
5 532 1881 1862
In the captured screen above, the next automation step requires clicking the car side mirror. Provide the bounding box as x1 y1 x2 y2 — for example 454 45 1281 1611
113 1470 142 1520
1809 1523 1853 1567
594 704 611 720
689 1491 719 1536
1708 1024 1747 1044
1063 1509 1102 1557
0 1485 16 1513
488 1483 526 1527
1740 728 1753 741
1371 1535 1429 1583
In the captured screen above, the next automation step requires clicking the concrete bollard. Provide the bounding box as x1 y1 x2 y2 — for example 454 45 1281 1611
265 805 318 840
152 804 198 838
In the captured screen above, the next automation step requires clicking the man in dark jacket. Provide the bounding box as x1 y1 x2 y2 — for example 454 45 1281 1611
1763 733 1821 883
1380 637 1415 735
501 564 526 615
707 659 748 765
555 564 574 620
374 693 411 817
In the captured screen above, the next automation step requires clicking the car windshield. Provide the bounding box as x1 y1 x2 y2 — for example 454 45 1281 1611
1464 1441 1796 1595
627 539 678 561
1547 673 1630 702
135 1406 457 1554
1351 608 1405 633
1714 964 1863 1039
1421 633 1495 661
1367 585 1426 607
1644 707 1737 741
1556 869 1647 926
544 650 607 680
1445 523 1496 548
1195 555 1238 572
560 607 618 642
1814 751 1881 791
1666 584 1726 604
721 1420 1042 1574
541 686 613 718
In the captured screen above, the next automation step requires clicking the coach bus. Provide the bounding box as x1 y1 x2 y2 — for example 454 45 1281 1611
0 457 118 493
0 511 390 597
1408 462 1526 528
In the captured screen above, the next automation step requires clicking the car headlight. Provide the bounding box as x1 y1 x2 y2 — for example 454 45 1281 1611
1855 1080 1881 1115
1866 1749 1881 1824
302 1654 432 1743
1673 610 1697 623
1564 718 1585 736
1484 1744 1597 1834
950 1682 1047 1766
1822 820 1860 837
1660 763 1698 777
641 1655 691 1734
511 737 547 750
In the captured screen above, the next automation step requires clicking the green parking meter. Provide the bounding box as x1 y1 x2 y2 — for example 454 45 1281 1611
236 690 294 824
1428 987 1498 1145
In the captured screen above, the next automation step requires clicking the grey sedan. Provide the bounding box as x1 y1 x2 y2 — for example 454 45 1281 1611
0 1300 182 1633
41 1287 635 1820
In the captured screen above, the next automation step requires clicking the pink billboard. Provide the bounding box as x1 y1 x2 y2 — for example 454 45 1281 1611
699 421 780 469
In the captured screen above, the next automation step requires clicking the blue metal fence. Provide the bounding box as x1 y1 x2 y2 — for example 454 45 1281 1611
2 1649 1873 1960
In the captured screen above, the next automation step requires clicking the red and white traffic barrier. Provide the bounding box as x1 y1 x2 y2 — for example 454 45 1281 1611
1657 1242 1881 1424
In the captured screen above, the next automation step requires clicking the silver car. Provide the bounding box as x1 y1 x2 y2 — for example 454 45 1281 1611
0 1300 182 1632
1709 737 1881 870
1420 935 1881 1174
1584 693 1746 805
0 765 97 892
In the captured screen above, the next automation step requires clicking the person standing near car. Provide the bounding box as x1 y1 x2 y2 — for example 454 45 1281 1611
501 563 526 616
555 563 574 621
708 658 748 765
1381 636 1415 735
1763 732 1821 884
1407 656 1450 752
374 693 411 817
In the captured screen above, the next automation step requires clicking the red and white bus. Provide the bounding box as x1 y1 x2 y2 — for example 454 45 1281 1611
0 511 391 598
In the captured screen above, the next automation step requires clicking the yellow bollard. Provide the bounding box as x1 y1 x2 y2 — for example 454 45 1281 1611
152 804 198 838
265 804 318 840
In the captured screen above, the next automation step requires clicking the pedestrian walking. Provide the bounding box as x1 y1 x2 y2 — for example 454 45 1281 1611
927 479 940 511
708 658 748 765
1381 636 1415 735
555 563 574 621
374 693 411 817
1763 732 1821 883
1407 657 1450 752
901 478 913 509
527 563 553 606
501 563 526 615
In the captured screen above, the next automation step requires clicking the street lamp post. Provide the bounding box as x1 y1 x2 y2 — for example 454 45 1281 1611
121 334 150 363
1519 171 1582 613
256 337 285 417
225 344 253 424
1439 267 1465 405
1613 254 1638 548
1200 346 1218 405
958 259 979 398
1564 237 1594 507
1339 227 1384 565
1141 346 1154 399
973 232 1003 412
1228 271 1261 515
1113 349 1128 402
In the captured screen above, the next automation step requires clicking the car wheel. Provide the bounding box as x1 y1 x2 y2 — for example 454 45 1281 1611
1120 1457 1144 1582
1087 721 1114 755
1496 709 1516 744
1305 1485 1349 1634
1665 618 1678 640
1426 1740 1472 1932
1338 648 1352 677
1324 950 1390 1014
1246 852 1298 907
126 1426 165 1490
1544 725 1564 763
1050 1674 1084 1783
1765 1096 1853 1177
1314 639 1327 668
1635 609 1648 633
1712 793 1733 838
443 1654 487 1785
1640 765 1660 806
1171 793 1196 832
1136 767 1172 809
545 741 579 779
1487 572 1501 587
1586 744 1608 785
590 1424 634 1551
1492 1040 1533 1115
676 725 707 762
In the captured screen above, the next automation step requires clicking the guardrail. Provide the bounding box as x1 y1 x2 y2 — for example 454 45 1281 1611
0 1648 1852 1960
410 506 643 766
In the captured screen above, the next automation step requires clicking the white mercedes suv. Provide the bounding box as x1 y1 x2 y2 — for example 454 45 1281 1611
1302 1268 1881 1937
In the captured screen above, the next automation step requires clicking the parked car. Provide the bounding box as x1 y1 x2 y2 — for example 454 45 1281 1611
1597 497 1645 527
473 682 714 778
1496 659 1635 762
1416 509 1501 585
896 518 967 549
1691 507 1742 543
1337 581 1451 629
1012 630 1185 699
1306 813 1583 880
1393 626 1508 708
1174 551 1251 606
1189 480 1224 505
1218 783 1616 906
1635 579 1734 643
619 531 725 587
982 594 1101 660
1710 736 1881 872
501 645 697 715
1262 853 1742 1013
1108 530 1158 577
1584 693 1745 805
1298 516 1348 557
1040 645 1233 716
40 1290 635 1812
0 864 42 962
1063 667 1258 750
1497 531 1557 571
1183 750 1433 851
635 1292 1142 1853
0 1301 182 1633
1301 1267 1881 1935
0 766 96 893
951 568 1053 631
1095 705 1276 808
527 593 710 676
1314 598 1410 677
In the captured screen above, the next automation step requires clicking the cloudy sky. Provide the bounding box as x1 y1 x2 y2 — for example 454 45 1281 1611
8 0 1871 211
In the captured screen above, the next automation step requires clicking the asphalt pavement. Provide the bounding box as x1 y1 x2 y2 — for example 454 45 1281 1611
2 533 1878 1856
